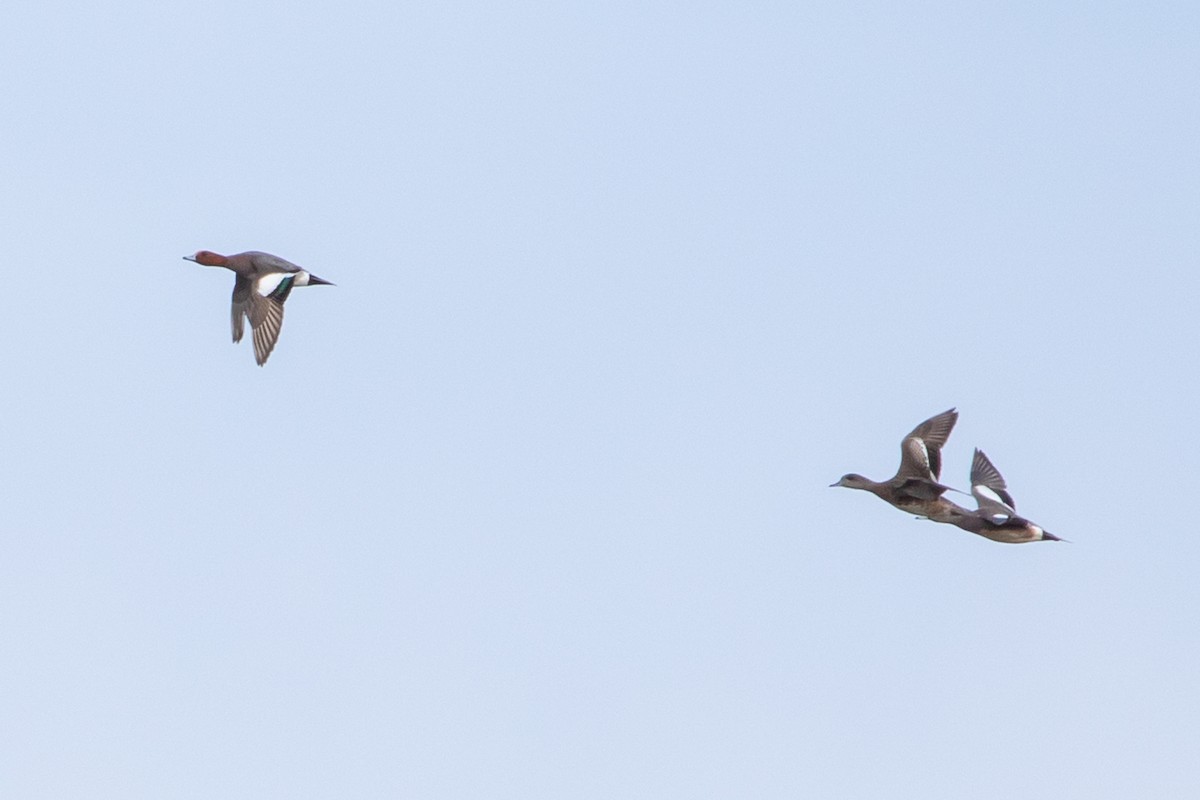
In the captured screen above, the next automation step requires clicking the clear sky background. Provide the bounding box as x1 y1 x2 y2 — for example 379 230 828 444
1 2 1197 797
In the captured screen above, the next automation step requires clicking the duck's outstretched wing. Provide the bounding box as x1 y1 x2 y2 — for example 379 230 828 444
245 275 296 366
897 408 958 481
970 448 1018 523
230 275 250 343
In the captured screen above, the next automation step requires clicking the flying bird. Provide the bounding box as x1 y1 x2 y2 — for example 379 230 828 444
184 250 333 365
940 449 1062 543
831 408 963 519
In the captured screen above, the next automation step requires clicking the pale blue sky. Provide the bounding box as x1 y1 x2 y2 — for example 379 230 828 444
2 2 1198 797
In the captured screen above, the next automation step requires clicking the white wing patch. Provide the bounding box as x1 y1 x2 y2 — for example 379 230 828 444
254 273 289 296
975 485 1007 506
914 439 930 470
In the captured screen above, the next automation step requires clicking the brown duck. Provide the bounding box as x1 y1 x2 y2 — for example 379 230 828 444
831 408 962 520
184 250 334 365
939 449 1062 543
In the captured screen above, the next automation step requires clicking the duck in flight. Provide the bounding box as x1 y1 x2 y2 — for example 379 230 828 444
831 408 962 520
941 449 1062 543
184 250 333 365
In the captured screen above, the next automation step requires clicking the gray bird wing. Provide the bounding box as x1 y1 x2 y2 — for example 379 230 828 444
246 283 288 366
230 274 250 343
896 408 958 481
970 448 1018 523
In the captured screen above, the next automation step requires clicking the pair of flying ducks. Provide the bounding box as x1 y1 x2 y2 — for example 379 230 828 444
832 409 1061 544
